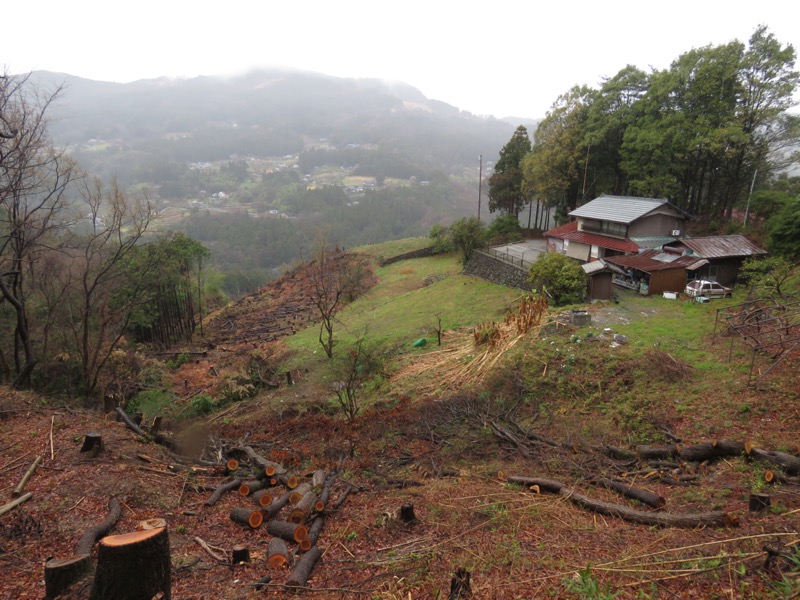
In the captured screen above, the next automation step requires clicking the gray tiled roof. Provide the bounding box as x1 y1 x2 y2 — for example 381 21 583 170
569 195 669 224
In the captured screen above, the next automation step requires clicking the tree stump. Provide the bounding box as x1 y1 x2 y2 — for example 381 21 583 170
399 502 416 524
449 567 472 599
749 493 771 513
90 527 171 600
232 545 250 564
45 555 91 599
80 433 104 456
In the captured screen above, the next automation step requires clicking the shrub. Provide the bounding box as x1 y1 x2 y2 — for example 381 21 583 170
529 252 586 305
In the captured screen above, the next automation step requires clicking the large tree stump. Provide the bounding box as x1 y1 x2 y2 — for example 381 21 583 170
45 555 91 599
90 527 171 600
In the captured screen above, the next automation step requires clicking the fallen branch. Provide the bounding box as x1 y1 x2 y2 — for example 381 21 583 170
582 474 665 509
75 498 122 555
194 536 227 562
204 477 243 507
508 476 737 528
116 407 178 452
0 492 32 517
13 455 42 497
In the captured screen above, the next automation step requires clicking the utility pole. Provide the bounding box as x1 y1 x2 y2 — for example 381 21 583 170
477 154 482 221
744 169 757 227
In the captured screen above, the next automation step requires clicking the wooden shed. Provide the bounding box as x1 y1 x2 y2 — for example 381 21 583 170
582 260 614 301
605 251 707 296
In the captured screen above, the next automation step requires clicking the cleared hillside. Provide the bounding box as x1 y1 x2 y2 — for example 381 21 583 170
0 240 798 599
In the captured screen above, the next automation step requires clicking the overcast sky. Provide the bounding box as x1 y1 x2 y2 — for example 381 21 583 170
3 1 798 119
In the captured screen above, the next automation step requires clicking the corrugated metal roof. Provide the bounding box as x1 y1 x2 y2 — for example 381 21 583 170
678 235 767 259
582 260 609 275
569 195 669 224
605 250 706 273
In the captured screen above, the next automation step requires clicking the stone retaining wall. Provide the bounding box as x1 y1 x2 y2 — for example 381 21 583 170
380 246 437 265
464 251 530 290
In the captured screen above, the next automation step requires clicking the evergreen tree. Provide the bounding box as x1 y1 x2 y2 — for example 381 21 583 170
488 126 531 215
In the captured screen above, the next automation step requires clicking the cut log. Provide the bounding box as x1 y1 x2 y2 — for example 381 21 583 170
252 489 274 508
267 537 290 569
583 475 665 509
332 485 353 510
449 567 473 599
306 516 325 547
76 498 123 556
749 493 771 513
225 458 240 473
80 433 104 456
507 476 737 528
264 490 293 519
280 474 300 490
232 545 250 564
90 527 171 600
0 492 32 517
289 492 318 524
230 507 264 529
750 448 800 475
204 477 243 506
13 455 42 497
678 440 746 462
319 472 338 505
239 480 265 496
267 520 308 543
45 555 91 599
286 545 322 588
311 469 326 489
240 446 287 476
636 444 679 460
289 483 312 505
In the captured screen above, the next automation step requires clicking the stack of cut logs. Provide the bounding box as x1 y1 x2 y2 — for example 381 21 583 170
212 446 347 589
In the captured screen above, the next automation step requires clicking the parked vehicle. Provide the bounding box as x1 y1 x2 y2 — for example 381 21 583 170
684 280 732 298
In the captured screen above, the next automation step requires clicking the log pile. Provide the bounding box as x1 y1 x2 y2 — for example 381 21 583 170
207 444 349 589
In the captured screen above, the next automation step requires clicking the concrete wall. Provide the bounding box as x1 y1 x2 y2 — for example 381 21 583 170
464 251 530 290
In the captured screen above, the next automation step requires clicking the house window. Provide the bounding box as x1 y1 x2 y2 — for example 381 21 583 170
581 219 627 238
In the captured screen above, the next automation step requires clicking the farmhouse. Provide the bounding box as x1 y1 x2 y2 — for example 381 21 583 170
543 195 766 297
544 195 690 262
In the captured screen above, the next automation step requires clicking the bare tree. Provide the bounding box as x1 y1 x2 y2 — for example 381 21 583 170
67 176 158 397
331 334 382 420
0 71 77 387
308 237 369 359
